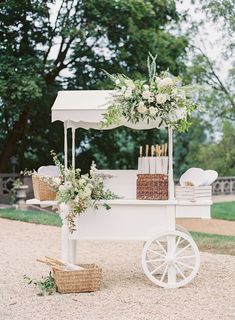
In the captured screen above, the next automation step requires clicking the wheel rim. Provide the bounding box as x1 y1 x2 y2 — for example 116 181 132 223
176 224 192 237
142 231 200 288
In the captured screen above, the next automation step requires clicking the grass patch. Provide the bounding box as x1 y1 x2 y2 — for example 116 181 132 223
191 231 235 256
212 201 235 221
0 209 61 227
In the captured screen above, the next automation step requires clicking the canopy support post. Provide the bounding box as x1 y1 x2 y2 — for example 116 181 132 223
64 121 68 169
168 128 174 200
72 127 76 169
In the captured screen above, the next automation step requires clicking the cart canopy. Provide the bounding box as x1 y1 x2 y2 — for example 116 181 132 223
51 90 163 130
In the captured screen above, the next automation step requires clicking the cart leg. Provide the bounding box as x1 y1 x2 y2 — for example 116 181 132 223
167 234 176 285
68 239 77 264
61 219 69 263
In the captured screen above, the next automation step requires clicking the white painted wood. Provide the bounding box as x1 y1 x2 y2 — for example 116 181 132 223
68 239 77 264
72 127 75 169
61 219 69 262
176 201 211 219
142 230 200 288
26 198 57 206
175 186 212 201
168 128 174 200
64 121 68 169
99 170 138 199
69 202 176 241
52 91 164 130
26 198 211 220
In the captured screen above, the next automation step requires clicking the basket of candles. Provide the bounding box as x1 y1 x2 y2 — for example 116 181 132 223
136 144 168 200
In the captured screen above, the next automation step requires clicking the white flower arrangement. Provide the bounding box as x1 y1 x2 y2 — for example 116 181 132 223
102 54 199 132
50 151 116 232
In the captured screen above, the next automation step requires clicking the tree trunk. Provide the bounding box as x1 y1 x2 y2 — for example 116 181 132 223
0 109 30 173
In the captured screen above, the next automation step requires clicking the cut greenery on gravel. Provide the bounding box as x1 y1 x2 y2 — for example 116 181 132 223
1 205 235 255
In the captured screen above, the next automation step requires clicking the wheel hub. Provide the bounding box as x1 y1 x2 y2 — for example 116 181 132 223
165 255 175 265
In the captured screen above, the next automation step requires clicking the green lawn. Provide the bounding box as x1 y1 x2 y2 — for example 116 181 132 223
0 209 62 227
191 231 235 256
1 206 235 255
211 201 235 221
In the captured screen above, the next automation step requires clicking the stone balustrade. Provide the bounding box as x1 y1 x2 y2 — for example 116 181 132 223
212 176 235 195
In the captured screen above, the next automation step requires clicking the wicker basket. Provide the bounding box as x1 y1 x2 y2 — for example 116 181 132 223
136 174 168 200
32 175 56 201
53 264 102 294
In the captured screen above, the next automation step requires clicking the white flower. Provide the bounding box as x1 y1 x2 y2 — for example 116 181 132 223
75 194 80 202
143 84 149 91
158 77 174 89
169 108 187 122
121 86 126 93
142 91 152 100
124 79 135 89
64 181 72 188
115 79 121 86
137 101 147 114
155 76 161 84
59 184 66 192
84 186 92 197
156 93 168 104
148 97 154 103
79 178 86 186
124 89 132 99
53 177 61 186
149 107 158 116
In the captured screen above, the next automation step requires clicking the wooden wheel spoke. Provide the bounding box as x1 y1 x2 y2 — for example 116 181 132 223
177 255 195 260
176 260 194 270
146 258 165 263
160 265 168 282
150 262 166 275
174 262 186 279
155 240 167 255
176 243 191 257
147 249 166 259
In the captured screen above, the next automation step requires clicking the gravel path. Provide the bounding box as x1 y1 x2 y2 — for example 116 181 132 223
1 218 235 320
176 218 235 236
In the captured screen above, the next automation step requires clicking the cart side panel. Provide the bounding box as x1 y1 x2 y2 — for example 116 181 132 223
69 204 176 241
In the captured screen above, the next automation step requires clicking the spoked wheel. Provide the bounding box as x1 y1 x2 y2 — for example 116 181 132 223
142 231 200 288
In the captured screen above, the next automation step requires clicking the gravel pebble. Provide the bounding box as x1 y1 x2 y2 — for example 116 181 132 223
0 218 235 320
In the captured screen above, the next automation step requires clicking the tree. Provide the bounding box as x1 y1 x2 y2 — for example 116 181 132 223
0 0 188 172
186 0 235 122
188 121 235 176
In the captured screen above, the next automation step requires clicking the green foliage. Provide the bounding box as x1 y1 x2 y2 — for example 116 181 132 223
187 122 235 176
0 0 189 173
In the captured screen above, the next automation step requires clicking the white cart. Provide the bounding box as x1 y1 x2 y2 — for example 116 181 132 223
28 90 212 289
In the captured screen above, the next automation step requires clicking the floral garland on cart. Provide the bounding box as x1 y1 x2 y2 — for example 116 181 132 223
102 54 199 132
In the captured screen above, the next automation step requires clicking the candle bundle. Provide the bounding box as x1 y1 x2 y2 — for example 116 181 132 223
138 144 168 174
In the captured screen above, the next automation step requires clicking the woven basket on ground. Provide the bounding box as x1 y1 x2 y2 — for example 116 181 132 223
136 174 168 200
53 264 102 293
32 175 56 201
